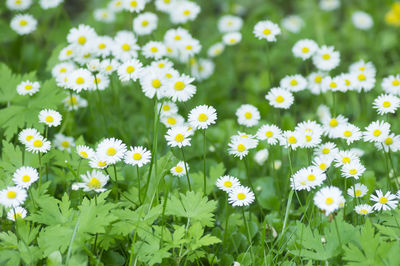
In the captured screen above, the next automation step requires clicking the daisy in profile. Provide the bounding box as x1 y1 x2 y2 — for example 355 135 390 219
142 41 166 59
18 128 40 146
13 166 39 189
38 109 62 127
236 104 260 127
347 183 368 198
16 80 40 96
354 204 373 215
334 150 360 167
253 20 281 42
96 138 127 165
280 74 307 92
382 75 400 95
341 161 366 179
292 39 318 60
370 190 398 211
373 94 400 115
216 175 241 192
72 170 109 193
338 123 362 145
89 154 109 169
228 186 255 206
26 135 51 154
313 186 345 215
312 45 340 71
124 146 151 167
161 113 185 128
312 156 333 172
256 124 282 145
7 207 27 221
67 68 94 92
63 94 88 111
117 59 143 82
133 12 158 35
170 161 189 177
208 42 225 57
222 32 242 46
376 133 400 152
291 166 326 191
280 130 303 150
53 133 75 152
165 126 192 148
188 105 217 130
10 14 37 35
265 87 294 109
0 186 27 208
167 74 196 102
76 145 95 159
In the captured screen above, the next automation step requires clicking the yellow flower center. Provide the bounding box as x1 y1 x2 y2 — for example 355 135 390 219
301 47 309 53
393 80 400 86
163 105 170 111
198 113 208 122
45 116 54 123
237 192 246 200
383 101 391 107
288 136 297 144
322 148 330 154
237 144 246 152
186 45 193 50
174 35 181 40
224 181 232 187
330 82 337 88
150 47 158 53
307 174 315 181
265 131 273 138
122 44 131 51
349 169 357 175
78 36 86 45
305 135 312 142
133 153 142 160
19 19 28 26
379 197 388 204
174 81 185 91
22 175 30 182
322 53 330 60
275 96 284 103
385 137 393 145
290 79 298 86
68 96 78 105
373 129 381 136
76 77 85 84
244 112 252 119
7 191 17 199
130 0 137 7
61 141 69 148
319 163 327 170
263 28 271 35
141 20 149 26
325 197 334 205
33 140 43 147
355 190 362 197
183 10 190 16
152 79 161 88
360 209 368 214
175 134 184 142
25 84 32 90
26 135 33 141
80 151 88 158
66 49 73 55
167 117 176 125
98 43 106 49
126 66 135 73
345 80 351 86
342 157 350 163
343 130 352 137
358 74 366 81
106 65 112 71
315 76 322 83
60 68 66 73
94 77 101 84
98 161 107 167
173 165 183 173
158 63 165 68
329 119 338 127
107 147 117 156
88 177 101 189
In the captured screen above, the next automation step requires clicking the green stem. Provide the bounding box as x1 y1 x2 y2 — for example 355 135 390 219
333 215 343 249
137 165 141 203
241 208 254 261
113 165 119 200
38 152 42 193
180 148 192 191
202 129 207 196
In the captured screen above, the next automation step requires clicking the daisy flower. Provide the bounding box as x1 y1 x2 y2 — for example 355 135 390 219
218 15 243 33
170 1 200 24
292 39 318 60
216 175 241 192
290 166 326 191
170 161 189 177
94 8 116 23
155 0 175 12
10 14 37 35
167 74 196 102
363 120 390 143
96 138 127 165
92 73 110 91
26 135 51 153
67 24 97 48
254 149 269 165
7 206 27 221
0 186 27 208
340 73 357 92
320 0 340 11
313 186 345 215
89 154 109 169
349 60 376 76
133 12 158 35
256 124 282 145
16 80 40 96
188 105 217 130
265 87 294 109
76 145 95 159
321 114 348 138
375 133 400 152
253 20 281 42
228 186 255 206
6 0 32 11
307 72 326 94
191 58 215 81
124 146 151 167
370 190 398 211
314 142 338 160
159 101 178 116
280 74 307 92
142 41 166 59
113 31 139 60
341 161 365 179
140 69 168 99
53 133 75 152
124 0 146 13
334 150 360 167
312 45 340 71
38 109 62 127
281 15 304 33
352 70 376 92
13 166 39 189
354 204 373 215
373 94 400 115
382 75 400 95
222 32 242 46
338 123 362 145
352 11 373 30
280 130 303 150
100 59 120 75
347 183 368 198
18 128 40 146
63 94 88 111
208 42 225 57
67 68 94 92
322 76 345 92
236 104 260 127
295 120 323 148
312 156 333 172
165 126 192 148
228 135 256 160
117 59 143 82
72 170 109 193
161 113 185 128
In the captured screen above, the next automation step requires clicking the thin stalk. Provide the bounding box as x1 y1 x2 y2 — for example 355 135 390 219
223 194 230 248
38 152 42 193
137 165 141 203
333 215 343 249
388 150 400 189
113 165 119 200
241 208 254 262
202 129 207 196
181 147 192 191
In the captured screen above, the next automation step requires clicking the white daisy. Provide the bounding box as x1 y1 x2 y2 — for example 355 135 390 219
188 105 217 130
124 146 151 167
370 190 398 211
265 87 294 109
133 12 158 35
341 161 366 179
76 145 95 159
256 124 282 145
312 45 340 71
142 41 166 59
347 183 368 198
373 94 400 115
222 32 242 46
18 128 41 146
216 175 241 192
170 161 189 177
290 166 326 191
363 120 390 143
292 39 318 60
16 80 40 96
338 123 362 145
38 109 62 127
117 59 143 82
354 204 373 215
280 74 307 92
26 135 51 154
161 113 185 128
166 74 196 102
334 150 360 167
96 138 127 165
72 170 109 193
253 20 281 42
10 14 37 35
236 104 260 127
0 186 27 208
7 206 27 221
53 133 75 152
165 126 192 148
352 11 373 30
228 186 255 206
12 166 39 189
313 186 345 215
375 133 400 152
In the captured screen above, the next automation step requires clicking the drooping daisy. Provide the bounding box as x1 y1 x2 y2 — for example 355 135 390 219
253 20 281 42
352 11 374 30
334 150 360 167
338 123 362 145
161 113 185 128
292 39 318 60
347 183 368 198
26 135 51 153
354 204 373 215
373 94 400 115
7 206 27 221
375 133 400 152
53 133 75 152
72 170 109 193
265 87 294 109
170 161 189 177
0 186 27 208
291 166 326 191
228 186 255 206
188 105 217 130
10 14 37 35
76 145 95 159
67 68 94 92
280 74 307 92
363 120 390 143
165 126 192 148
236 104 260 127
216 175 241 192
166 74 196 102
256 124 282 145
312 45 340 71
16 80 40 96
222 32 242 46
142 41 166 59
382 75 400 95
341 161 366 179
96 138 127 165
18 128 41 146
313 186 345 215
12 166 39 189
133 12 158 35
38 109 62 127
370 190 398 211
117 59 143 82
124 146 151 167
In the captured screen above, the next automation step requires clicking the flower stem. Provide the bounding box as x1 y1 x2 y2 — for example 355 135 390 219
333 215 343 249
137 165 141 203
38 152 42 193
241 208 254 261
113 164 119 200
202 129 207 196
180 147 192 191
